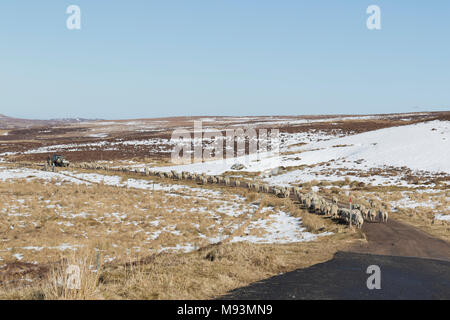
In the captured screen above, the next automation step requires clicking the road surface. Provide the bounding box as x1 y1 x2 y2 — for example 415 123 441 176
222 218 450 299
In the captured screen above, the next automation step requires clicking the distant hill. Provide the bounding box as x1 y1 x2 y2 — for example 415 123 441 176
0 114 94 129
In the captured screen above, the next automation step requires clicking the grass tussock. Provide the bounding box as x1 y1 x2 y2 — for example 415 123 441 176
0 172 363 299
42 249 103 300
0 233 359 300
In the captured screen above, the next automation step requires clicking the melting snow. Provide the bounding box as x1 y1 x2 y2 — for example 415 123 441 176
231 210 331 244
435 214 450 222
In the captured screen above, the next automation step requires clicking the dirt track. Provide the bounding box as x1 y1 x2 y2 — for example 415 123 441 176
350 219 450 262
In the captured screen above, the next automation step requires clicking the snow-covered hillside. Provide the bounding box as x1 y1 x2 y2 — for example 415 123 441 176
160 120 450 187
294 120 449 174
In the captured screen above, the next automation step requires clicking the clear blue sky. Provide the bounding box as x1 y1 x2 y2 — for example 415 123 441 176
0 1 449 119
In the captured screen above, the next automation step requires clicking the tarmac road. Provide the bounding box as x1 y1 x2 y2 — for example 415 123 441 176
222 218 450 300
222 251 450 300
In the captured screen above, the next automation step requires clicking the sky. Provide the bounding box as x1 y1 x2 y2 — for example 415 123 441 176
0 1 449 119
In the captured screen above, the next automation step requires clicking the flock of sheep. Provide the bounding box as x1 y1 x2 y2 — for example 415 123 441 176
74 163 389 228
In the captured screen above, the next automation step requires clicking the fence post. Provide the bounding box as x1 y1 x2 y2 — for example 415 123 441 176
96 252 101 271
349 195 352 227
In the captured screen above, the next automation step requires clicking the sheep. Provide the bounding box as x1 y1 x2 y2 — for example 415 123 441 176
325 204 332 216
262 184 270 193
293 189 302 202
332 196 338 204
234 180 240 188
378 209 388 222
331 204 338 218
319 201 327 215
170 170 179 180
369 199 381 209
319 202 327 215
305 196 312 209
338 208 351 222
351 210 364 229
361 207 369 220
368 209 377 221
293 190 300 201
273 187 282 198
297 192 305 204
311 198 320 213
290 187 296 195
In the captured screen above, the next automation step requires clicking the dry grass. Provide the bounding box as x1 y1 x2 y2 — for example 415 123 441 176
0 233 359 300
0 177 253 264
41 248 103 300
0 170 362 299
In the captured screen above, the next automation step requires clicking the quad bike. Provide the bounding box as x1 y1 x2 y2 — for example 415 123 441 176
48 155 70 167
